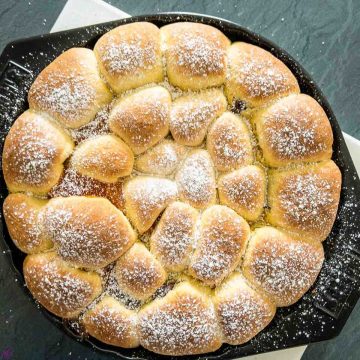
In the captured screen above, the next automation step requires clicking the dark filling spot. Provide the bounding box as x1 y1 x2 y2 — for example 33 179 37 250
232 99 247 114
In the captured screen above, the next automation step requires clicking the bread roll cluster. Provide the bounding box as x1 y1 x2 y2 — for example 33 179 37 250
2 21 341 356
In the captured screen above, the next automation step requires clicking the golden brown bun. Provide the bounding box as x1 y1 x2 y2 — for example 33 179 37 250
170 89 227 146
28 48 112 129
134 139 188 176
123 176 178 233
24 252 102 318
242 227 324 306
138 281 222 355
207 112 253 171
175 150 216 209
267 160 341 241
150 201 198 272
49 169 125 211
218 165 266 221
214 273 276 345
253 94 333 167
3 194 51 254
43 196 136 268
115 243 167 300
189 205 250 286
83 296 139 347
2 110 74 195
71 134 134 183
94 22 163 93
225 42 300 108
161 22 230 90
109 86 171 154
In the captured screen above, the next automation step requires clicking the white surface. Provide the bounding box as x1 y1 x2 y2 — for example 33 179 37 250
51 1 360 359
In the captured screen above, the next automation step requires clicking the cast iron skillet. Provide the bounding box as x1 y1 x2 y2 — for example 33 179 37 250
0 13 360 360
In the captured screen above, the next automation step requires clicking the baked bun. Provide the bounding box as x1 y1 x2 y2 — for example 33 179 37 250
2 20 342 357
189 205 250 286
71 134 134 183
94 22 163 93
2 110 74 195
82 296 139 348
115 242 167 300
43 196 136 268
28 48 112 128
134 140 188 176
218 165 266 221
109 86 171 154
207 112 253 171
50 169 125 211
138 281 222 355
225 42 300 108
24 252 102 318
175 150 216 209
150 201 198 272
214 273 276 345
169 89 227 146
123 176 178 233
254 94 333 166
161 22 230 90
267 160 341 241
243 227 324 306
3 194 51 254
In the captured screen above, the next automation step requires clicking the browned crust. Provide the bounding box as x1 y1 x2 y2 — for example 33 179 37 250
24 252 102 318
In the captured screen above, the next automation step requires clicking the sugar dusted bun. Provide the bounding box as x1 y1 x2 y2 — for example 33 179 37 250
43 196 136 268
176 150 216 209
94 22 163 93
207 112 253 171
123 176 178 233
28 48 112 129
82 296 139 348
225 42 300 108
254 94 333 167
135 139 188 176
115 243 167 300
267 160 341 241
71 134 134 183
243 227 324 306
150 201 198 272
214 273 276 345
2 19 342 357
218 165 266 221
24 252 102 318
138 281 222 355
170 89 227 146
3 194 51 254
161 22 230 90
109 86 171 154
189 205 250 286
2 110 74 195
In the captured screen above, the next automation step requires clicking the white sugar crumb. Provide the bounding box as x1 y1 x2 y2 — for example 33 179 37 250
151 205 196 270
234 53 289 98
43 203 129 268
99 34 156 74
26 260 94 312
31 71 96 120
250 238 323 303
190 211 245 283
139 294 219 354
128 178 178 219
280 173 336 230
172 32 225 76
176 151 215 206
264 103 327 159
